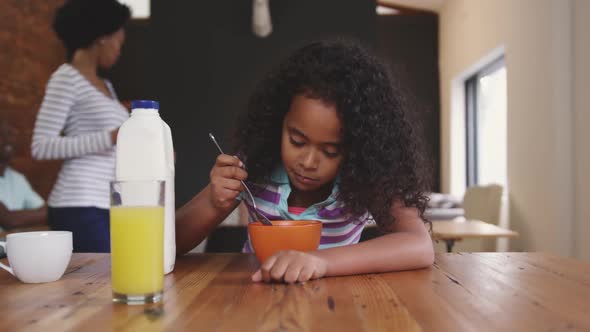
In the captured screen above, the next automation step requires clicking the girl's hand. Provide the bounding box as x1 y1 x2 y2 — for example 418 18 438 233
251 250 328 283
209 154 247 210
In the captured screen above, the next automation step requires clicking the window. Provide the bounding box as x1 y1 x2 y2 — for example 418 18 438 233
119 0 150 19
465 58 507 187
376 5 400 15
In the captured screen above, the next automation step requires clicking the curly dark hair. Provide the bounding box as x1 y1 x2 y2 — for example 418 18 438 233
53 0 131 60
233 39 431 228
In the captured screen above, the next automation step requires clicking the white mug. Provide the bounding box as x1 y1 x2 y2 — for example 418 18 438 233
0 231 73 283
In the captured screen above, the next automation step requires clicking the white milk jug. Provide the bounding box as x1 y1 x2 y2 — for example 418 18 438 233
115 100 176 274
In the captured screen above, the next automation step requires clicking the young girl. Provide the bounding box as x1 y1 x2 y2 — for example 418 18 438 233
176 40 434 283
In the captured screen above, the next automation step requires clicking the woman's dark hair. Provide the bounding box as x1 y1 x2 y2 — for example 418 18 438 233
233 39 432 228
53 0 131 59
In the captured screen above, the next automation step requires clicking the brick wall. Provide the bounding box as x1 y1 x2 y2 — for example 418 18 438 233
0 0 64 199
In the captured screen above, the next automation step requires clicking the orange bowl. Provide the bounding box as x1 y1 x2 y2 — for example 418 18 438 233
248 220 322 263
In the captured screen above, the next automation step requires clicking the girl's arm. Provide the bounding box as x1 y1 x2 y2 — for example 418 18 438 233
252 200 434 283
316 200 434 276
175 154 246 255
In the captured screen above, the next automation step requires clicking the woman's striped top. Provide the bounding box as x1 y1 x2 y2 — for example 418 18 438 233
241 165 373 253
31 64 129 209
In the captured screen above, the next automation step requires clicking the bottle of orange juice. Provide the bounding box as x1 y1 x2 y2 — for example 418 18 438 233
115 100 176 274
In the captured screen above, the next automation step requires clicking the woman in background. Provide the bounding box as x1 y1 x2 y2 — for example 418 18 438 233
31 0 131 252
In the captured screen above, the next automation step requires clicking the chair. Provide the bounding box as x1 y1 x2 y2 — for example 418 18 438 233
424 192 464 220
439 183 505 252
463 184 504 225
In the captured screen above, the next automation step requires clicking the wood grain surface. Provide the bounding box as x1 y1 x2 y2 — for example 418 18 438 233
1 253 589 331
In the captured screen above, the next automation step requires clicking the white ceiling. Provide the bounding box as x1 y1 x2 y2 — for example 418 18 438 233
379 0 445 13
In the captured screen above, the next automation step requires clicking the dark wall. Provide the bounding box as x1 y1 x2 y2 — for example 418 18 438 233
109 0 377 207
108 2 440 207
1 1 440 210
376 13 440 191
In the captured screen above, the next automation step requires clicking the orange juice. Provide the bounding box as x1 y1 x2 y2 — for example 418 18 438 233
110 206 164 295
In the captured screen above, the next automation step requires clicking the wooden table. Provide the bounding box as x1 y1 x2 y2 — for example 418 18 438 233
432 219 519 252
1 253 589 331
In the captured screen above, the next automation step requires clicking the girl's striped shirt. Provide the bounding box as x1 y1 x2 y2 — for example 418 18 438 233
241 165 372 253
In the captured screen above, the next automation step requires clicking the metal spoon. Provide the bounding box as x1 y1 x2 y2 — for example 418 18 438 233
208 133 273 226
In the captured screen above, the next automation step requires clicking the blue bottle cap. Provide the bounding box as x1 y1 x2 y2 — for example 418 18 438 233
131 100 159 110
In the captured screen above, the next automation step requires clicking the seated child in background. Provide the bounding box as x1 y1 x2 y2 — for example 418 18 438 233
0 122 47 231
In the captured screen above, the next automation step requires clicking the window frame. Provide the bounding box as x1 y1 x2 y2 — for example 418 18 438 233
464 56 506 187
